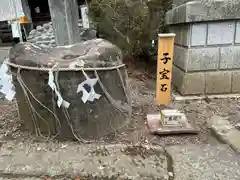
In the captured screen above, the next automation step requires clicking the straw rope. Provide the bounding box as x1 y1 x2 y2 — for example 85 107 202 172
8 61 131 142
5 61 125 71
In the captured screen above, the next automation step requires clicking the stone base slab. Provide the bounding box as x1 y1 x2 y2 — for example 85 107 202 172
172 65 205 95
166 144 240 180
173 45 220 72
0 143 169 179
208 116 240 153
166 1 240 25
173 92 240 101
173 65 240 95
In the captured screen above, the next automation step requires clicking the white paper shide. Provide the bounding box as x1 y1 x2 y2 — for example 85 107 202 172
0 62 16 101
77 70 101 103
48 70 70 108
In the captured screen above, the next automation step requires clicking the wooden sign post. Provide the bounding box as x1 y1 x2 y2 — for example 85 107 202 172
156 33 175 105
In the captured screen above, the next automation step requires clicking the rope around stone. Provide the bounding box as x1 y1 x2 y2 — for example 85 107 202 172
5 61 126 71
8 60 130 143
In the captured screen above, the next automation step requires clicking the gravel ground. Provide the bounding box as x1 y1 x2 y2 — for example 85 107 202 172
1 68 240 147
0 143 169 179
113 74 240 146
166 144 240 180
1 68 240 180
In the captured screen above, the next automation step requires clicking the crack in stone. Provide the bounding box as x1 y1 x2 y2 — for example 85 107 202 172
163 147 175 180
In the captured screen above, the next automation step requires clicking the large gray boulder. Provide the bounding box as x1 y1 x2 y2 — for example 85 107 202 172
9 39 131 141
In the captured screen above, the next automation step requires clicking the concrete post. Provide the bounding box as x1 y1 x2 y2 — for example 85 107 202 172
48 0 81 46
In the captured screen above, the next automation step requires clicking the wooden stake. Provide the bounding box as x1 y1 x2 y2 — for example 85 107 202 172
156 33 175 105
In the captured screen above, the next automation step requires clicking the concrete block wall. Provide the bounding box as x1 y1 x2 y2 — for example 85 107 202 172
166 0 240 95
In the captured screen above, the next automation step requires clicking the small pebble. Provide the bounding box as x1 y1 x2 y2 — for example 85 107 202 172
29 29 37 35
35 36 43 41
39 44 50 49
43 23 50 29
26 21 95 48
41 35 50 41
36 25 44 31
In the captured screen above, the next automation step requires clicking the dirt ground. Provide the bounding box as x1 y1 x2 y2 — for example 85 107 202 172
1 65 240 148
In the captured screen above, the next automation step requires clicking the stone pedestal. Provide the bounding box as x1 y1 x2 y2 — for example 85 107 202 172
165 0 240 95
9 39 131 141
48 0 81 45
